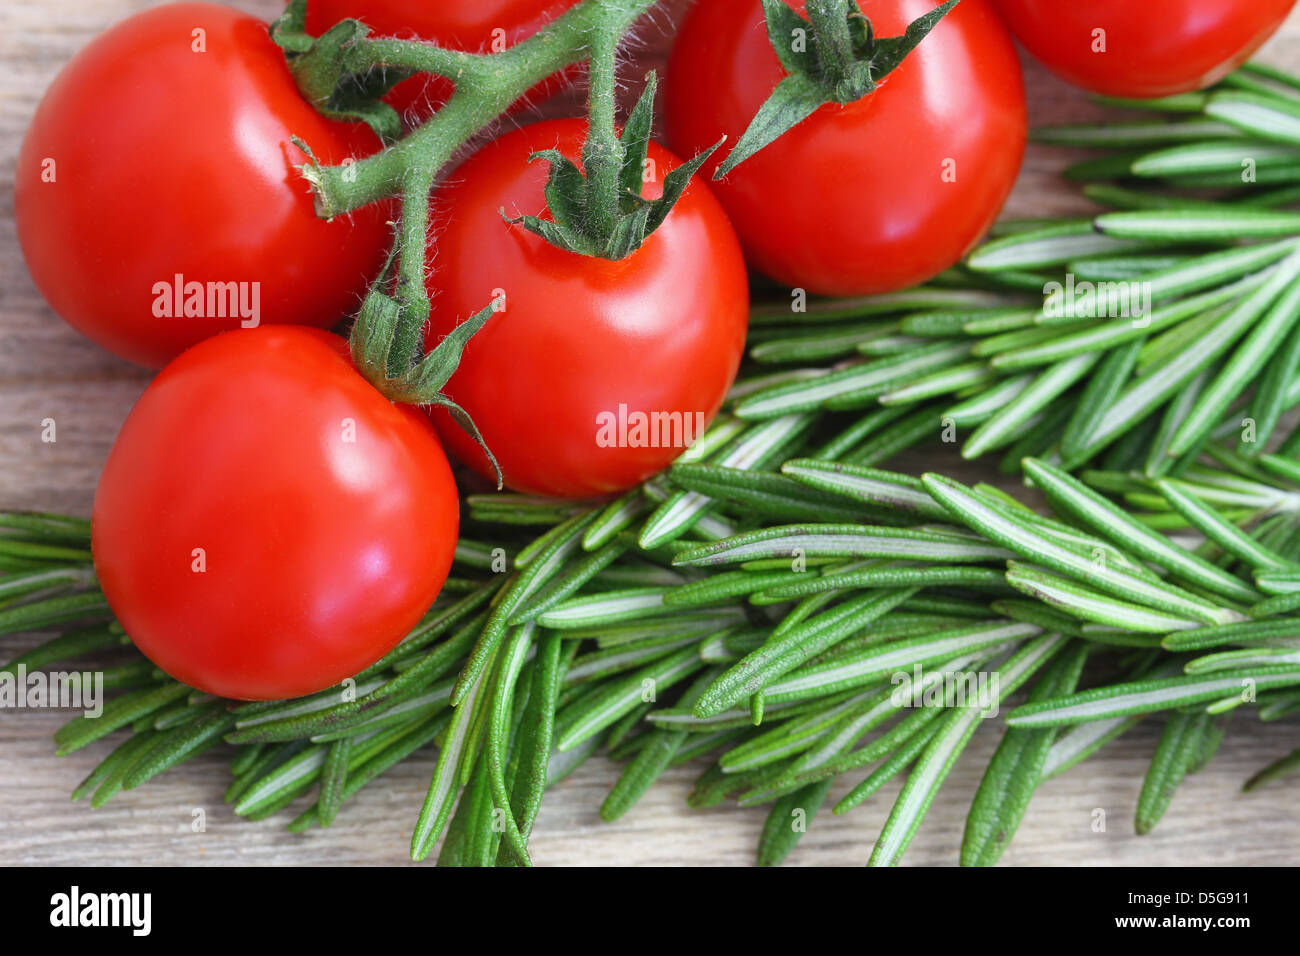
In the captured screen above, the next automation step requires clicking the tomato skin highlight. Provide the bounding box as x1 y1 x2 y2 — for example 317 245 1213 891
92 326 458 701
305 0 580 123
423 119 750 498
662 0 1026 298
992 0 1298 98
15 2 390 369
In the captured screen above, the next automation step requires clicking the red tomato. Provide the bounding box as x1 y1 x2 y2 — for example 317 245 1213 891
662 0 1026 297
15 3 390 368
423 118 749 498
992 0 1297 98
305 0 579 122
92 327 458 700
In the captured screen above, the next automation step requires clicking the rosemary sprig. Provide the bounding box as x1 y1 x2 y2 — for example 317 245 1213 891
9 438 1297 864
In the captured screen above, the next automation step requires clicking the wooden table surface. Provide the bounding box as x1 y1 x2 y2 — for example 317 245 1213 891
2 0 1298 867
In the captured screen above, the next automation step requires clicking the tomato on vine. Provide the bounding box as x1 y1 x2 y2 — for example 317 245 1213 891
422 118 749 498
663 0 1026 298
305 0 580 122
92 327 459 700
991 0 1298 98
15 3 390 368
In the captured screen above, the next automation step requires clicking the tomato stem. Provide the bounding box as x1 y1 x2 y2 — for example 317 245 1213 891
340 38 490 82
581 6 626 239
390 167 434 378
305 0 658 217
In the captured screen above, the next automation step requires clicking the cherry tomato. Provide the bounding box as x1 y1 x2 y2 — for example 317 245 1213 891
662 0 1026 297
423 118 749 498
15 2 390 368
992 0 1297 98
92 326 458 700
305 0 580 123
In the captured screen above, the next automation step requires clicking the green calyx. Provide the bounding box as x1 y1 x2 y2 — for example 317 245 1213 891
350 249 503 488
506 73 724 260
269 0 407 143
715 0 960 179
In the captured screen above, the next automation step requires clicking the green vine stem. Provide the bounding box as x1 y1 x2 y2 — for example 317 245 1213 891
298 0 658 217
580 5 627 238
389 166 434 379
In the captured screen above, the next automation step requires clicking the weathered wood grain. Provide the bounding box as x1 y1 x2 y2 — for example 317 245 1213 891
1 0 1297 866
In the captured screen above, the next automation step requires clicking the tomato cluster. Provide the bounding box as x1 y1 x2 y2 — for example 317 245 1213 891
13 0 1293 698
